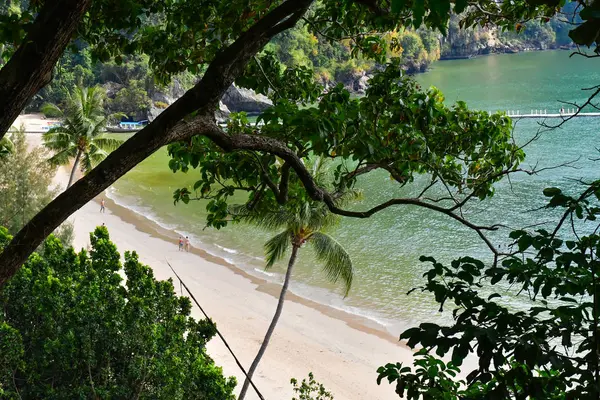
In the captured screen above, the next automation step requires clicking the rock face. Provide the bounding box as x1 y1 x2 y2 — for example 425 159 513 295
215 102 231 123
146 83 268 122
355 74 373 95
148 100 230 124
221 85 272 114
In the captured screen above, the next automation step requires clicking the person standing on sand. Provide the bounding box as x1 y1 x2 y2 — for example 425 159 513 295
185 236 190 252
178 237 184 251
100 198 106 213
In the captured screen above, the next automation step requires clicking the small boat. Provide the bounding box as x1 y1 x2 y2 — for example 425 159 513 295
107 120 149 133
106 126 141 133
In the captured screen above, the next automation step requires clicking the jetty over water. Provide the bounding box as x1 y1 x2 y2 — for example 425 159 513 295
505 109 600 119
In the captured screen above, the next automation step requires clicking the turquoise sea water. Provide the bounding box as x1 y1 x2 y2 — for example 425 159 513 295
109 50 600 334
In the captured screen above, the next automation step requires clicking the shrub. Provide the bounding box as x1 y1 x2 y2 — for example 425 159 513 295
291 372 334 400
0 226 236 399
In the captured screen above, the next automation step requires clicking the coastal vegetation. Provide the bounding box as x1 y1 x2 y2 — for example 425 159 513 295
234 200 353 399
42 85 123 188
1 0 600 398
0 226 237 399
291 373 334 400
378 183 600 398
0 128 54 234
0 1 579 122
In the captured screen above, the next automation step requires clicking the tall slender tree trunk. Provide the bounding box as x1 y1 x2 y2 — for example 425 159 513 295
238 245 299 400
67 150 82 188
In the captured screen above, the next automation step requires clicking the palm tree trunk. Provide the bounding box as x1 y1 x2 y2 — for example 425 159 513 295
238 245 299 400
67 149 82 188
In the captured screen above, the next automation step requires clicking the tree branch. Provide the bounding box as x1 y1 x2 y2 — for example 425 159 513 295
0 0 92 139
0 0 315 286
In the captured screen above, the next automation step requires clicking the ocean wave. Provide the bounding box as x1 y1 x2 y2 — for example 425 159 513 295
105 186 396 334
215 244 238 254
105 187 179 231
253 268 274 277
326 303 392 328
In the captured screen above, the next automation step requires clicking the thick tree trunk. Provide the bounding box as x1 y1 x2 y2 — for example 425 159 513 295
0 0 312 287
0 0 92 139
238 245 299 400
67 150 82 189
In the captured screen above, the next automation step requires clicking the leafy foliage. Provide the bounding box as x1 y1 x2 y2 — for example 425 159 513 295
107 79 152 119
291 372 335 400
169 61 522 230
42 85 123 187
0 128 55 234
0 226 236 399
379 181 600 399
234 199 353 293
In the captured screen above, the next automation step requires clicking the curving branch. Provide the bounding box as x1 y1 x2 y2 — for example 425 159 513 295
0 0 315 287
193 123 507 259
0 0 92 140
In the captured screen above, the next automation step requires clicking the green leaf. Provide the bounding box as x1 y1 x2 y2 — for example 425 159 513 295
391 0 407 13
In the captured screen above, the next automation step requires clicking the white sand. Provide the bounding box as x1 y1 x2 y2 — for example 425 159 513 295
45 135 416 400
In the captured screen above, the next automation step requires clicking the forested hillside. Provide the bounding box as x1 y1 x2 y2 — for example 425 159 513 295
0 0 577 122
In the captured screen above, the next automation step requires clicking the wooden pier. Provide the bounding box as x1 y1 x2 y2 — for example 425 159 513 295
505 109 600 119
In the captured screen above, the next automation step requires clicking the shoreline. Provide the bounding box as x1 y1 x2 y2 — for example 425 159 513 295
99 193 406 346
67 190 415 399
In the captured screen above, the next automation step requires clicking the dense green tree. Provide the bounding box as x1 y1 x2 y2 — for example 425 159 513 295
0 128 54 234
42 85 122 188
108 79 152 119
0 226 236 399
235 200 353 399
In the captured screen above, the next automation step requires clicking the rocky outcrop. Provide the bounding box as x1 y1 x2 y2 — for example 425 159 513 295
355 74 373 95
147 83 269 122
101 82 124 99
222 85 272 114
215 102 231 123
148 101 230 123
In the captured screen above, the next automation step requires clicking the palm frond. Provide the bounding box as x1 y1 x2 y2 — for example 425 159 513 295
47 147 77 166
230 204 295 231
333 188 364 208
308 232 353 296
40 102 63 117
43 129 77 152
86 144 110 168
264 230 291 269
304 202 339 232
80 151 93 174
0 135 14 160
305 156 332 188
92 136 123 152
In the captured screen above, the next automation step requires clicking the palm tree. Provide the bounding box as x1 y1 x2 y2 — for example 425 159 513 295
42 85 123 188
236 201 353 400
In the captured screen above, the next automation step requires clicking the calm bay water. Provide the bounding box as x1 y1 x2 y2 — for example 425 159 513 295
110 50 600 334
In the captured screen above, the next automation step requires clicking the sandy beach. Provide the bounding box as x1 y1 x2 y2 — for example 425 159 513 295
25 126 415 400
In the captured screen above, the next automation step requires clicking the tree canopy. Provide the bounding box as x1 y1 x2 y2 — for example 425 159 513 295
0 0 596 289
376 181 600 399
0 226 236 399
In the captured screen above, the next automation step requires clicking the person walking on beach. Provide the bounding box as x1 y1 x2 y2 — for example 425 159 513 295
100 198 106 213
178 237 184 251
185 236 190 252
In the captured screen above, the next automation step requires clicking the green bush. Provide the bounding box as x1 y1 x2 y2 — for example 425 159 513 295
154 100 169 109
0 226 236 399
291 373 334 400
